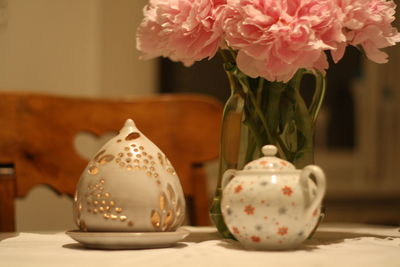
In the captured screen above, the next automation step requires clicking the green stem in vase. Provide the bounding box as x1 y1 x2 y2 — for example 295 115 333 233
243 78 284 157
286 70 315 167
309 71 327 126
256 78 264 106
263 81 292 159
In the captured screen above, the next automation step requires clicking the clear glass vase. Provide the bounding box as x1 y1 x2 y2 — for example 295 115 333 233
209 58 326 239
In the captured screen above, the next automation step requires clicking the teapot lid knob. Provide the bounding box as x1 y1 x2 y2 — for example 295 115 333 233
262 145 277 156
243 144 295 171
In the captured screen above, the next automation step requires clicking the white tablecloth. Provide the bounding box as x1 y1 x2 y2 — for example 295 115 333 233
1 223 399 267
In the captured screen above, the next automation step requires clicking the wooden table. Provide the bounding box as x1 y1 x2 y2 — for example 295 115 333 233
1 223 399 267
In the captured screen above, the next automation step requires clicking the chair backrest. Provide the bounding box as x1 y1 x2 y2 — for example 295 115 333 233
0 92 222 232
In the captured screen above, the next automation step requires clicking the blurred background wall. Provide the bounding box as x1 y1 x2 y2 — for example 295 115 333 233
0 0 157 97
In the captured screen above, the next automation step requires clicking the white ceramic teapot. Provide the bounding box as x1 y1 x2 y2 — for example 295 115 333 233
73 119 185 232
221 145 326 250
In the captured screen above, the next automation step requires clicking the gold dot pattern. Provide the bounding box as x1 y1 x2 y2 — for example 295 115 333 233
167 184 176 202
88 132 177 187
125 132 140 140
83 132 184 231
73 192 83 229
159 192 167 211
112 143 162 179
94 150 106 162
84 178 132 228
151 210 161 229
88 149 116 175
157 153 177 176
158 153 164 166
176 198 183 219
88 166 99 175
149 183 183 231
98 154 115 165
163 210 174 229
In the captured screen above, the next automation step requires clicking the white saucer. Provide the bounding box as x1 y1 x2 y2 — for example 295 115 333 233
66 228 190 249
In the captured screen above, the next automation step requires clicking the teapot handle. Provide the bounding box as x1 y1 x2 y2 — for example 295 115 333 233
221 169 237 190
300 165 326 218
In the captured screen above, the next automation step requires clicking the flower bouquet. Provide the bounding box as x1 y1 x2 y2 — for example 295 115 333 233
136 0 400 238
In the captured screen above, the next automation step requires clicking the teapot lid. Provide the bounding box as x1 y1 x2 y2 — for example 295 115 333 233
243 145 295 171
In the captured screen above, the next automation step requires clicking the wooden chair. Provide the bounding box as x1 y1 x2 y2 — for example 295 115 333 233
0 91 222 232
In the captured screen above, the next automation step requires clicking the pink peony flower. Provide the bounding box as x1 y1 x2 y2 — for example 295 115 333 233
222 0 344 82
136 0 399 82
136 0 226 66
332 0 400 63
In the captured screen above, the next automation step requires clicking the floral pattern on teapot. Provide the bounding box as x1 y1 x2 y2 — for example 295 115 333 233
221 145 326 250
